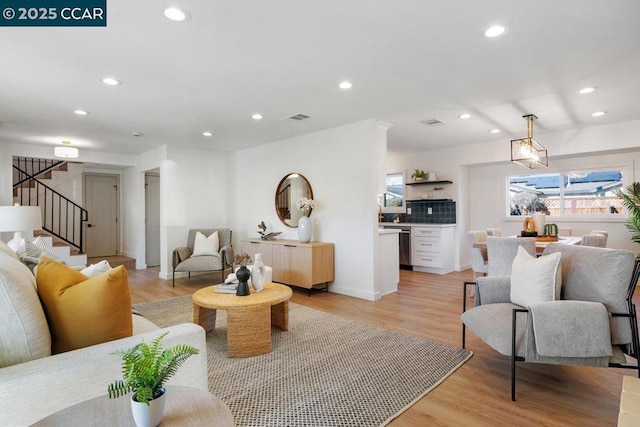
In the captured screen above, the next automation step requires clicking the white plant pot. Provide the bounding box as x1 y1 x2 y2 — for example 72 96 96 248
131 388 166 427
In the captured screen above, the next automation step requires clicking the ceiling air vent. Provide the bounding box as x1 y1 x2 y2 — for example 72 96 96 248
285 113 311 121
420 118 446 127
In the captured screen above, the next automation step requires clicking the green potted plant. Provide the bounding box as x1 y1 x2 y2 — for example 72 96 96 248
108 332 199 427
617 182 640 244
411 169 427 182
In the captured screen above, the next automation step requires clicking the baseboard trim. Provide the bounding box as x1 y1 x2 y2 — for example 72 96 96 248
330 285 379 301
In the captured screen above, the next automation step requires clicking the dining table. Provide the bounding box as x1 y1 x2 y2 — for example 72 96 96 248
473 235 582 254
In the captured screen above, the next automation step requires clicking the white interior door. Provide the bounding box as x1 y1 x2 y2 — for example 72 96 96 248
85 174 118 257
145 174 161 267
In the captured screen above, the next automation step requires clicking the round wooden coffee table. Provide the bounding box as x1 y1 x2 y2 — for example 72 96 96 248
32 385 233 426
192 282 293 357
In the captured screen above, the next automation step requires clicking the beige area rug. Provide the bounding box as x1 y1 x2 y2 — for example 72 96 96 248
133 296 472 427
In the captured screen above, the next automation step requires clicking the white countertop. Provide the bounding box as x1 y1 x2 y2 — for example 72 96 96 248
379 222 456 228
378 229 401 235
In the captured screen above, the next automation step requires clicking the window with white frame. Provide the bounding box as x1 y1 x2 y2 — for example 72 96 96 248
378 172 405 213
508 169 625 218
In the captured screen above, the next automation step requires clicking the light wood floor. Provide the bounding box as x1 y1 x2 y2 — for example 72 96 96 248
127 267 640 426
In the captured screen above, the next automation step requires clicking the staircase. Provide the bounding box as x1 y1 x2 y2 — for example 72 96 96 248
13 157 88 267
34 233 87 267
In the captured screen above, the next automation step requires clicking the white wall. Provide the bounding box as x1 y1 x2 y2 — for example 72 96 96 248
161 146 232 278
232 119 389 301
387 119 640 270
121 145 232 277
121 145 167 269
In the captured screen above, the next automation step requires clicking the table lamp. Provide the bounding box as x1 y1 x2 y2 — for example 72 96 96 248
0 204 43 251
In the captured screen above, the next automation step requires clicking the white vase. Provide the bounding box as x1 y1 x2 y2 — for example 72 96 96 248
298 216 312 243
534 212 546 236
131 388 166 427
251 253 266 292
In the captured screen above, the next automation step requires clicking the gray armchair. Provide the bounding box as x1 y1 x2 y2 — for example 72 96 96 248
172 228 234 287
461 244 640 400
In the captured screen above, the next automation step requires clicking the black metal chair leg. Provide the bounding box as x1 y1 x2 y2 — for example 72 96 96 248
511 310 517 401
462 281 475 349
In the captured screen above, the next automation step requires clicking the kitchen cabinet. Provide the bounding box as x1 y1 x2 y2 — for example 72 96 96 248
411 225 455 274
241 239 334 291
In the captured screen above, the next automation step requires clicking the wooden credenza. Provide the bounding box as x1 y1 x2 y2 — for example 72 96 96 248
241 239 334 290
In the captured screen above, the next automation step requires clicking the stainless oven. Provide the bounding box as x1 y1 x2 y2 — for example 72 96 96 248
382 225 412 267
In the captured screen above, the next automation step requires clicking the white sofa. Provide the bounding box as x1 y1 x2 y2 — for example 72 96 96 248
0 241 208 426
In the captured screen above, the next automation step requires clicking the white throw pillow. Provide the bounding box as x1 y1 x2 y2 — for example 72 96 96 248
32 236 61 261
510 246 562 307
14 240 41 259
192 231 219 257
7 236 25 253
81 260 112 277
0 251 51 368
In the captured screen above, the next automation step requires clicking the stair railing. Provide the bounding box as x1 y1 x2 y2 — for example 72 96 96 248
13 157 65 187
13 164 88 253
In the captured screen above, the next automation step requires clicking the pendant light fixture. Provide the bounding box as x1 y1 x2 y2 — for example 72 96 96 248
54 140 79 159
511 114 548 169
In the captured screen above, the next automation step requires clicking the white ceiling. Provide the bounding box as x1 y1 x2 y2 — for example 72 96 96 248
1 0 639 156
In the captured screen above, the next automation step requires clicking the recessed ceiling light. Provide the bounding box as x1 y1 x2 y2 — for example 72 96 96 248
485 25 507 38
163 7 190 22
101 77 121 86
338 81 353 90
489 129 501 134
459 113 471 119
74 110 88 116
252 113 263 120
202 131 213 137
592 111 606 117
579 87 596 95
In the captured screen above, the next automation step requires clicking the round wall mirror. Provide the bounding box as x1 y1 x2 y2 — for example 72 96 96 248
275 173 313 228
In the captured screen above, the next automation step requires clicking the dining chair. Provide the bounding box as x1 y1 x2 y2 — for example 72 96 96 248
486 236 536 276
558 228 572 236
591 230 609 246
581 233 607 248
486 228 503 237
468 231 488 279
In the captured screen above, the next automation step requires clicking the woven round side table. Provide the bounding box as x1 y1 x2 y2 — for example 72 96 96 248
192 282 293 357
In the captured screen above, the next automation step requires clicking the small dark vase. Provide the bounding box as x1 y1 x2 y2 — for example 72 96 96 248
235 266 251 296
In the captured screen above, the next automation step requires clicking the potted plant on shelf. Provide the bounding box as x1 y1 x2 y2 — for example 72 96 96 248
108 332 199 427
411 169 428 182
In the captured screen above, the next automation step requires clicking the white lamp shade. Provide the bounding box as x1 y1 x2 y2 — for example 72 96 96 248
55 146 79 158
0 206 43 232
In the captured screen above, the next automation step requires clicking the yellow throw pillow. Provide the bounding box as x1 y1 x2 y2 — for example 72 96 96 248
36 258 133 354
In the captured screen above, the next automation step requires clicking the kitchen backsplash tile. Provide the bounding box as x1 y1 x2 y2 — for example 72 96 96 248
382 200 456 224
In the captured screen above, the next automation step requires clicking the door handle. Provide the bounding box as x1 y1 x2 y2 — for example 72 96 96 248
87 224 94 227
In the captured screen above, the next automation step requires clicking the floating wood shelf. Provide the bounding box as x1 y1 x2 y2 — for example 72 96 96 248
406 180 453 186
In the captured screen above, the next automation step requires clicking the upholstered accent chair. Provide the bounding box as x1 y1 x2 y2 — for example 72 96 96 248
172 229 234 287
461 244 640 400
486 236 536 276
